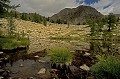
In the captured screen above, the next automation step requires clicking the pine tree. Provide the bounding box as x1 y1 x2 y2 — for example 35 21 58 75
0 0 10 17
107 13 117 32
43 18 47 26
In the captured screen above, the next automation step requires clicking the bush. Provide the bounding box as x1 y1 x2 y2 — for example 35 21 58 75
49 48 73 65
0 37 29 50
91 55 120 79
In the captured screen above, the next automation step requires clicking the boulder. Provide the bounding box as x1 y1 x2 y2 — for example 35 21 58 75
37 68 46 75
83 52 90 56
0 52 3 54
80 64 90 71
34 55 39 58
38 60 46 63
0 76 4 79
0 69 4 73
19 64 24 67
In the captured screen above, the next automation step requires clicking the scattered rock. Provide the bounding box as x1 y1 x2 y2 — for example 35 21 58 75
70 51 75 53
19 64 24 67
9 77 14 79
0 52 3 54
38 60 46 63
0 58 4 61
83 52 90 56
80 64 90 71
87 76 95 79
50 69 58 73
12 71 18 74
4 57 8 60
0 69 4 73
37 68 46 75
0 61 2 63
34 55 39 58
2 70 9 77
0 76 4 79
29 77 34 79
112 43 115 46
69 65 79 73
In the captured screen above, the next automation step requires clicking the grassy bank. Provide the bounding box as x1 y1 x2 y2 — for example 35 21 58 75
0 36 29 50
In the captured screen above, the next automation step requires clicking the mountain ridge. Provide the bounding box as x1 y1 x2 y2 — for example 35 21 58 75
50 5 103 25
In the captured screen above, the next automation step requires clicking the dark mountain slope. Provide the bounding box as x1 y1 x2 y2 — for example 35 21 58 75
50 5 103 25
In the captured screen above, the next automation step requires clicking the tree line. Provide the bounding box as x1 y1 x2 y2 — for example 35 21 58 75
0 0 47 26
88 13 119 36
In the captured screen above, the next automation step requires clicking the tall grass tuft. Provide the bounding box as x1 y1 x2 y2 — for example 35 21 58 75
91 55 120 79
49 48 73 65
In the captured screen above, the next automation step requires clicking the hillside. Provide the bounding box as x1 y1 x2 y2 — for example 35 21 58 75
50 5 103 25
114 14 120 17
0 19 90 53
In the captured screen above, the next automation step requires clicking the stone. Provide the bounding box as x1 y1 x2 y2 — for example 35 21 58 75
0 76 4 79
0 61 2 63
37 68 46 75
29 77 34 79
80 64 90 71
19 64 24 67
83 52 90 56
38 60 46 63
0 69 4 73
69 65 79 73
112 44 115 46
12 71 18 74
9 77 14 79
34 55 39 58
0 52 3 54
113 33 116 36
2 70 9 77
4 57 8 60
0 58 4 61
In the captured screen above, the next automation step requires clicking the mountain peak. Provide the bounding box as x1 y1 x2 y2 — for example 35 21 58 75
50 5 103 25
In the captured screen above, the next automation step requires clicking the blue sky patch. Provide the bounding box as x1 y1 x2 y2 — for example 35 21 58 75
84 0 100 4
76 0 100 4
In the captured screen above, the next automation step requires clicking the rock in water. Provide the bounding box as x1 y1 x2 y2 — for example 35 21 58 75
0 52 3 54
37 68 46 75
19 64 24 67
80 64 90 71
83 52 90 56
38 60 46 63
0 76 4 79
34 55 39 58
0 69 4 73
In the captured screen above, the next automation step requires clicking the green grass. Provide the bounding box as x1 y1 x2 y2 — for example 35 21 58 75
91 55 120 79
0 37 29 50
49 48 73 65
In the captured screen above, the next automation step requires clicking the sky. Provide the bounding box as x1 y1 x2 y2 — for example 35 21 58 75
10 0 120 17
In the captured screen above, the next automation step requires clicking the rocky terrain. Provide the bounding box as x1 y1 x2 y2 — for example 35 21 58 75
0 19 90 53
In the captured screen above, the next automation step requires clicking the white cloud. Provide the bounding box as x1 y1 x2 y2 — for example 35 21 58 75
10 0 79 17
10 0 120 16
88 0 120 15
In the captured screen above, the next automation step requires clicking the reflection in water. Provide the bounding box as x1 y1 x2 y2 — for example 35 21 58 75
0 35 120 78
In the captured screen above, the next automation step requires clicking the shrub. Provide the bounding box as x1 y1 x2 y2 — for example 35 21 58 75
49 48 73 65
0 37 29 50
91 55 120 79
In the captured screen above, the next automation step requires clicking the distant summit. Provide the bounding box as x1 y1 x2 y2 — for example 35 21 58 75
50 5 103 25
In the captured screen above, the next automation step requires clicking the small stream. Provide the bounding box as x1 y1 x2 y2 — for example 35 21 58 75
0 39 90 79
0 38 120 79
